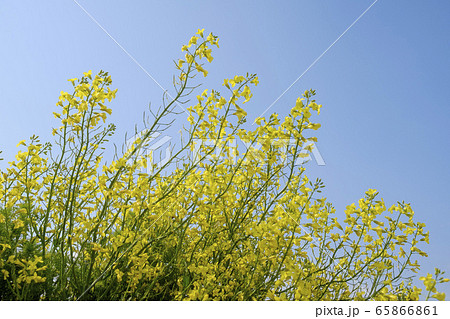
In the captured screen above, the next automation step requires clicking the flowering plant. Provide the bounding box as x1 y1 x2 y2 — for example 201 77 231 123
0 30 447 301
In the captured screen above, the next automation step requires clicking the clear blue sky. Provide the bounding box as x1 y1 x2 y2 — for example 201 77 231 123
1 1 449 296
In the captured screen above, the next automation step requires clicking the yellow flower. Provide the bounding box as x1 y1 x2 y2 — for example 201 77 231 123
420 273 437 292
196 28 205 37
188 36 199 47
1 269 9 280
195 64 208 77
233 106 247 121
13 219 25 229
83 70 92 79
432 292 445 301
207 33 215 44
115 268 124 282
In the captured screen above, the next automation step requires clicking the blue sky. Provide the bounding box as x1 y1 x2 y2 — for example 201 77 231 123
1 1 449 296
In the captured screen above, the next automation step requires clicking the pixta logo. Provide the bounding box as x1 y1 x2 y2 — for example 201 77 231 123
126 130 325 174
189 137 325 166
